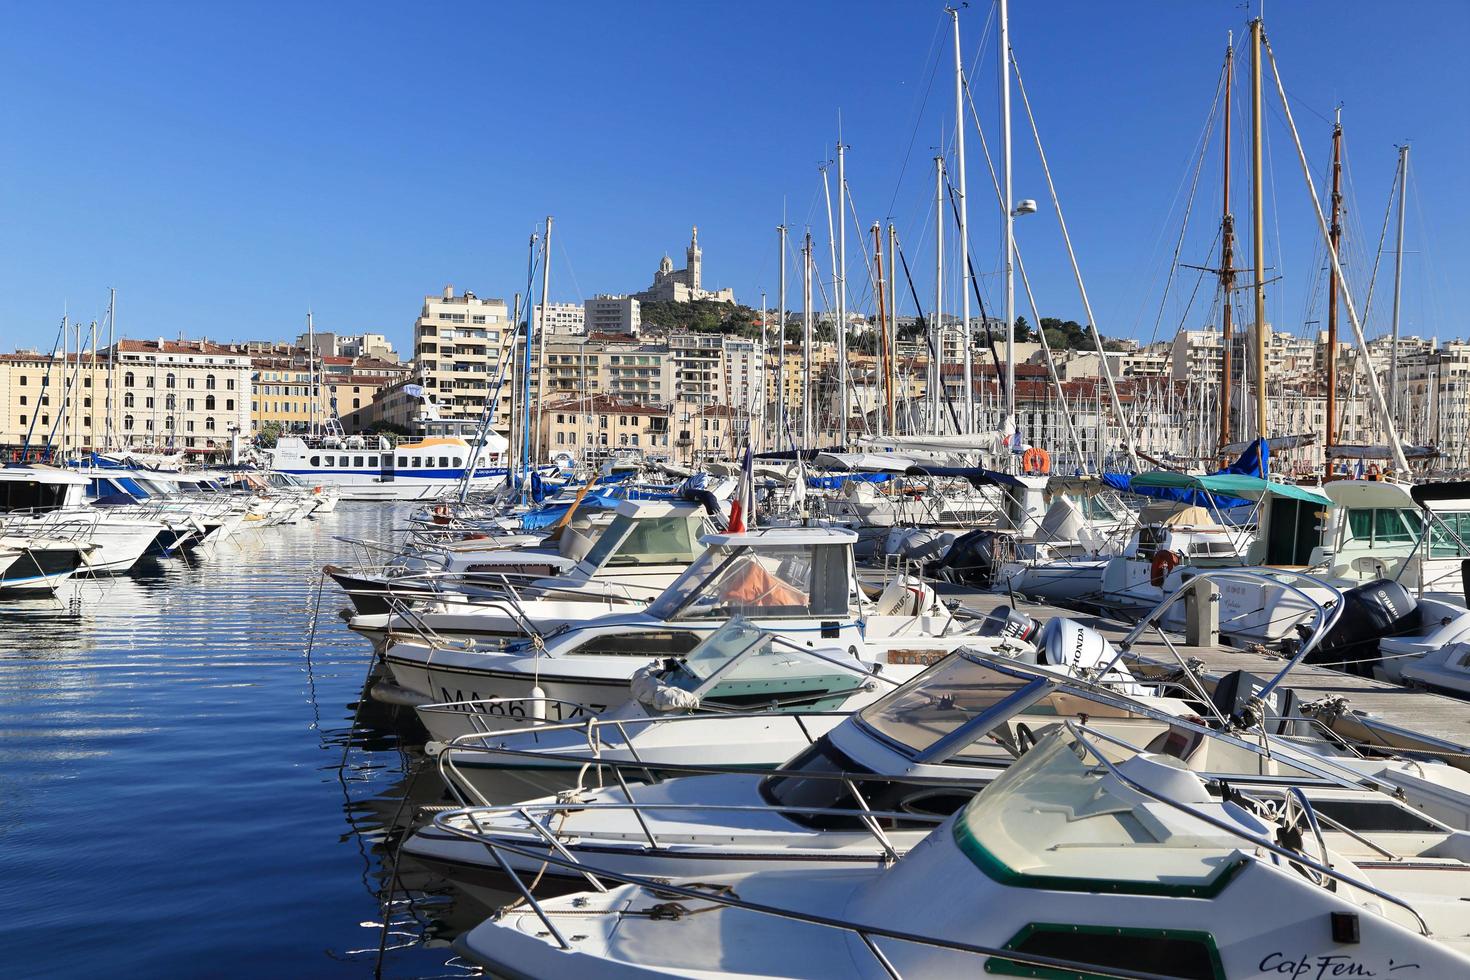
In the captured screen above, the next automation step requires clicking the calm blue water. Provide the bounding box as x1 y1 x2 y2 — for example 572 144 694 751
0 504 486 978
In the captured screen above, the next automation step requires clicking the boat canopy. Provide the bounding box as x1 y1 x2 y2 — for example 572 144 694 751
1130 471 1329 507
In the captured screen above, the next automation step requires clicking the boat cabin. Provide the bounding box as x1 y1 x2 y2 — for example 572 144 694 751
0 466 90 512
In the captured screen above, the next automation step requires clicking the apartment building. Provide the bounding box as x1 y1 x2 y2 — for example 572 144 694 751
412 286 514 431
583 295 639 336
538 394 671 458
535 302 587 337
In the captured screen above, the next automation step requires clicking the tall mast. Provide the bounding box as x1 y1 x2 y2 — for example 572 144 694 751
999 0 1016 450
820 162 838 441
758 291 768 452
89 319 97 454
1250 17 1268 442
1324 109 1343 476
307 309 316 437
777 223 788 451
1389 144 1409 428
873 222 891 438
887 221 898 434
801 231 814 448
536 215 554 463
107 287 116 451
1218 34 1236 454
836 134 848 448
950 6 973 432
933 153 945 434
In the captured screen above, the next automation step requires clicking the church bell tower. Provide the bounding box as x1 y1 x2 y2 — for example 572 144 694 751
686 225 702 291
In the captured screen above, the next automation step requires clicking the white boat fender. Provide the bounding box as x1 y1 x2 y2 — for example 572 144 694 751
530 684 548 722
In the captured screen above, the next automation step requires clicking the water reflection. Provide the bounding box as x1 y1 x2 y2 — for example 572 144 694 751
0 502 485 977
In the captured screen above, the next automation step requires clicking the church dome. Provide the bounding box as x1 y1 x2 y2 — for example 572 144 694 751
659 254 673 274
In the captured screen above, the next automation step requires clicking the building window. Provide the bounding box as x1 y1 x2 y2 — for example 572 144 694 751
205 395 215 410
18 375 26 385
165 373 176 388
226 378 235 390
18 414 25 426
166 395 177 410
226 399 234 410
123 371 134 386
145 396 154 409
186 420 195 432
18 395 25 406
205 417 215 431
186 377 195 389
186 398 195 411
206 375 216 390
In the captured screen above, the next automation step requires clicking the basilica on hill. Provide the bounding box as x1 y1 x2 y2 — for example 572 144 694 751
634 226 737 305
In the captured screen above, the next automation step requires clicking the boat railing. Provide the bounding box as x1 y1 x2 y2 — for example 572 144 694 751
1100 566 1347 710
1066 719 1432 936
433 808 1178 978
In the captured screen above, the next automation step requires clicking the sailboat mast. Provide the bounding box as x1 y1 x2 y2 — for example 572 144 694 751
933 154 945 435
777 224 788 450
758 292 768 453
950 6 973 432
820 163 838 441
1325 110 1343 476
802 231 814 449
107 287 116 452
1389 144 1409 427
536 216 553 464
307 310 316 437
1250 17 1268 442
836 136 848 448
999 0 1016 450
873 222 890 438
887 222 898 434
1218 34 1236 455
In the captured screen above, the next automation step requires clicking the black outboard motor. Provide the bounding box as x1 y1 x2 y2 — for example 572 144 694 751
1310 579 1421 678
978 604 1040 644
926 528 1000 589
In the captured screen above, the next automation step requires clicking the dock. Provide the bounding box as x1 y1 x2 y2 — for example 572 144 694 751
938 585 1470 772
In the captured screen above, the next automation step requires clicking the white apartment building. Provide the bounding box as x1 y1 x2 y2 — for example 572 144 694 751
296 331 399 362
535 302 587 337
412 286 514 431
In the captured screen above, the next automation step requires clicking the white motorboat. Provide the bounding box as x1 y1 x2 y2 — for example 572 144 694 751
452 722 1470 978
376 526 958 711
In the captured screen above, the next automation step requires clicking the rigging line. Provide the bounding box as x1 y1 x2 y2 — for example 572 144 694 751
842 178 878 310
884 12 948 217
1358 152 1400 339
555 235 585 306
894 236 962 433
1145 54 1226 348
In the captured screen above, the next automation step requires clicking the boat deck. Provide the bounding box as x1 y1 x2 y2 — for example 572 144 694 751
935 584 1470 771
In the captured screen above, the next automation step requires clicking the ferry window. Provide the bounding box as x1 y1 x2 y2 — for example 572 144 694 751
354 456 364 468
440 456 450 467
452 457 462 466
310 456 320 466
323 456 334 467
398 456 408 467
412 457 423 467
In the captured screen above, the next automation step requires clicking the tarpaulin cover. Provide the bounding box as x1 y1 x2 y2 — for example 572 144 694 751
805 472 893 490
519 492 624 531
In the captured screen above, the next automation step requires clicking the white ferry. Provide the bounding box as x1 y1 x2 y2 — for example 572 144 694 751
267 419 509 501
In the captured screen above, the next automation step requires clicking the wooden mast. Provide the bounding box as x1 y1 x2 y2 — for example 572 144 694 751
1217 35 1236 456
1324 109 1343 477
1249 17 1268 443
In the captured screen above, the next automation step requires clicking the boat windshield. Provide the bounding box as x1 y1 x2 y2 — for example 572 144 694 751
856 654 1053 763
647 542 853 621
579 513 704 571
952 730 1249 894
666 619 853 694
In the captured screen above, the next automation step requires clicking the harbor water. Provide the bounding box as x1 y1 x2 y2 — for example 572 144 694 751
0 504 480 978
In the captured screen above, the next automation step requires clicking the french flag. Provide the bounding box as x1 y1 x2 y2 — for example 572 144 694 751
728 446 754 533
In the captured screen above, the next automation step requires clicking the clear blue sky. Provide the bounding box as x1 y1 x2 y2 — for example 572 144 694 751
1 1 1464 354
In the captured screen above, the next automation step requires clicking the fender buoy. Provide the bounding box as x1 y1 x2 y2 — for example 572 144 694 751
1021 447 1051 475
1150 549 1180 588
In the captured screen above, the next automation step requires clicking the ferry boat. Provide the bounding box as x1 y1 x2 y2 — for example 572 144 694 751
266 418 509 501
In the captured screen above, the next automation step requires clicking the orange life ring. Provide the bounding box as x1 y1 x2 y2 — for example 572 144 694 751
1150 549 1180 588
1021 447 1051 475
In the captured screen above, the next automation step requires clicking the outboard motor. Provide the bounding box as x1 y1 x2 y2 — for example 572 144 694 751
925 528 1000 588
978 604 1040 644
1037 617 1117 673
1209 669 1302 736
1311 579 1421 678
